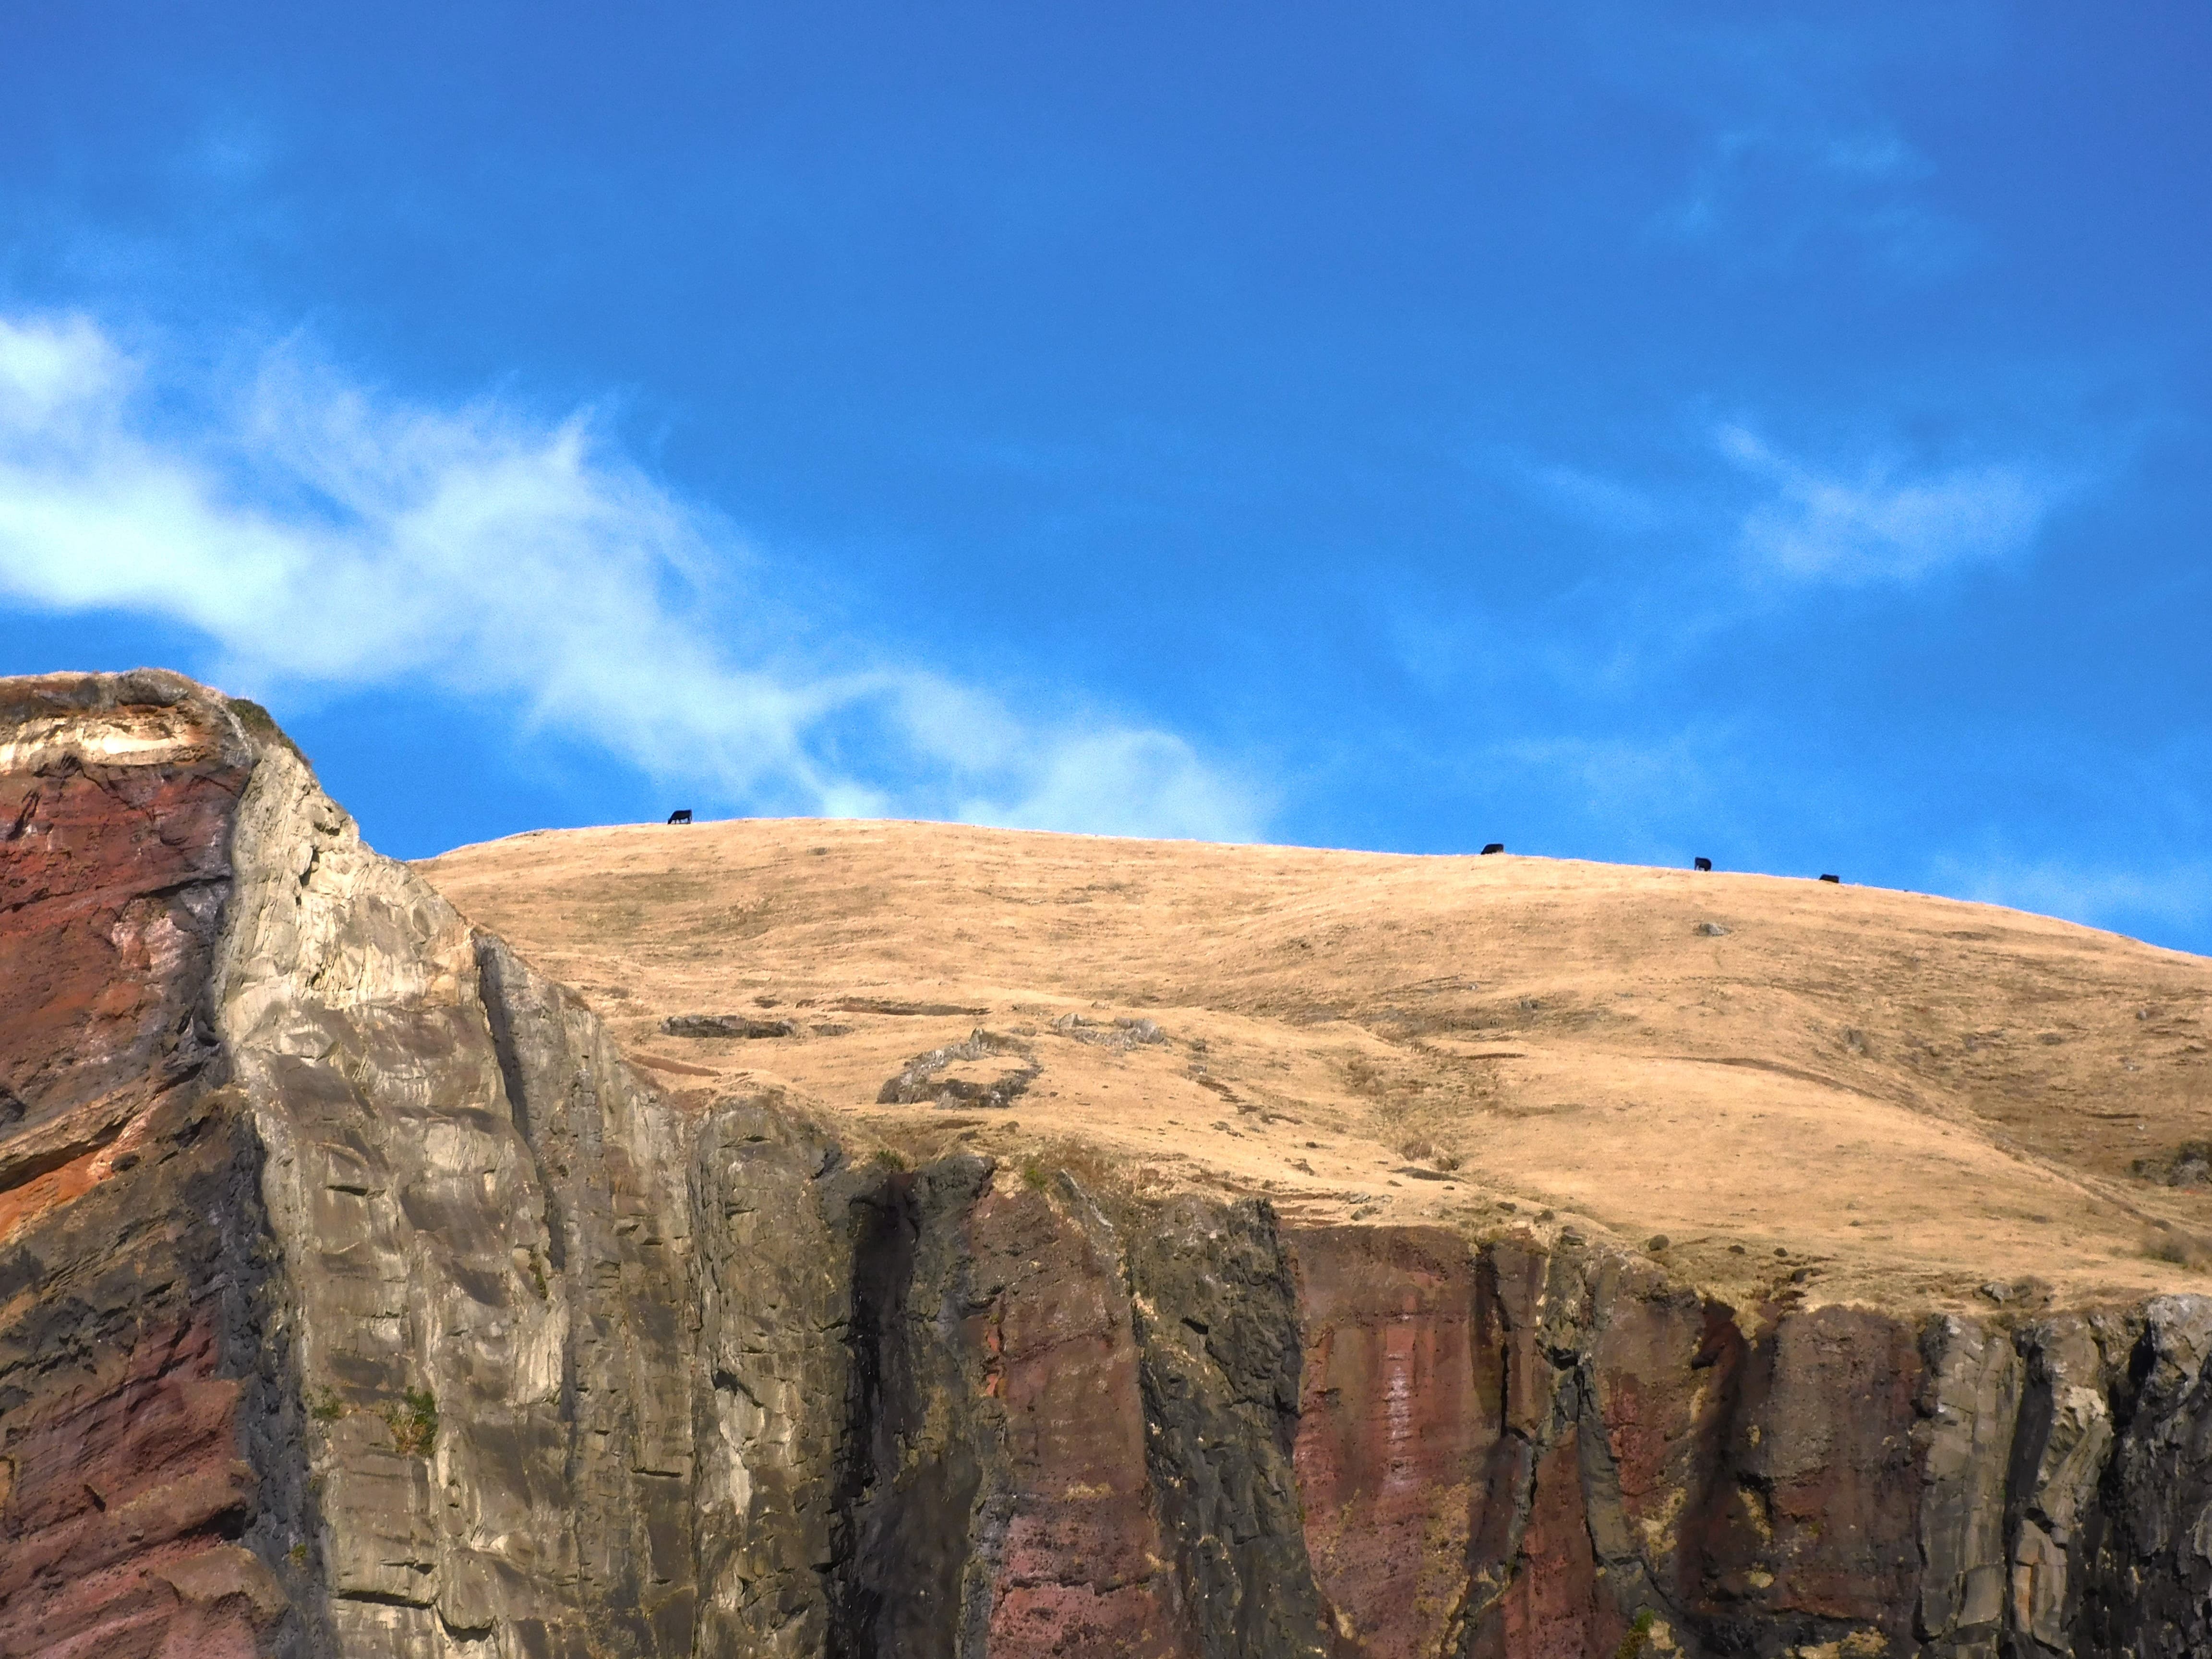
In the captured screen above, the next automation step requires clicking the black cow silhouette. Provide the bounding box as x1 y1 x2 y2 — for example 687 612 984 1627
1694 857 1712 872
1480 842 1505 855
667 810 693 825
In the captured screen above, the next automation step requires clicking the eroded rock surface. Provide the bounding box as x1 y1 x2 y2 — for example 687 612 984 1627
12 670 2212 1658
0 673 312 1659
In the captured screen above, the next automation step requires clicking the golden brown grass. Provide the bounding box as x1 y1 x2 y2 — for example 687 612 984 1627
420 818 2212 1313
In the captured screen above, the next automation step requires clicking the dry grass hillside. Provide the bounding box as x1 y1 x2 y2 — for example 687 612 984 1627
419 819 2212 1315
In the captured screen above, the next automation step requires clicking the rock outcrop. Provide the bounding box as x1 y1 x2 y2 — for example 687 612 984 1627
8 670 2212 1658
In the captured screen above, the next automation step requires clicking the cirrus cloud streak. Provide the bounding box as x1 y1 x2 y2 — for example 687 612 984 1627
0 313 1265 841
1720 423 2067 586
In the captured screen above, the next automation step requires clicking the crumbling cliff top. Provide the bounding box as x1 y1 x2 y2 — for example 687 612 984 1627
420 815 2212 1316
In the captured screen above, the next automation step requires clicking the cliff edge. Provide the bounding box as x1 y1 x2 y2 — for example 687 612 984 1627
5 670 2212 1659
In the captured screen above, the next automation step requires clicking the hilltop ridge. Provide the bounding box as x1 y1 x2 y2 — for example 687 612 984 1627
421 816 2212 1315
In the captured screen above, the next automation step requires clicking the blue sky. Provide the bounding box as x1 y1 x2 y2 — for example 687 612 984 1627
2 3 2209 948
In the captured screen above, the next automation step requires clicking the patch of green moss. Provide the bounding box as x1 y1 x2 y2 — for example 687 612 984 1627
383 1387 438 1457
1613 1608 1657 1659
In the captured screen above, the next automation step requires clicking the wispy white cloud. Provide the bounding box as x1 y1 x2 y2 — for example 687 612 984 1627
965 729 1261 842
1400 412 2081 721
0 312 1265 841
1927 851 2212 942
1490 730 1717 824
1719 424 2063 585
1668 119 1964 275
1593 0 1973 278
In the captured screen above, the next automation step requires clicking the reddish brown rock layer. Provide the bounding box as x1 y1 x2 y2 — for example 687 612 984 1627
0 1306 260 1659
0 1082 309 1659
1702 1306 1924 1645
1290 1226 1486 1658
1282 1226 1950 1659
1485 1432 1609 1659
0 672 246 1221
0 675 301 1659
967 1179 1187 1658
1581 1259 1743 1614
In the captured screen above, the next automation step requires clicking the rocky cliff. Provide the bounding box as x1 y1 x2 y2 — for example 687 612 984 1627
6 670 2212 1659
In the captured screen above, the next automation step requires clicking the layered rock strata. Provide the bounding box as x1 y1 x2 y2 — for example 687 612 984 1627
6 671 2212 1658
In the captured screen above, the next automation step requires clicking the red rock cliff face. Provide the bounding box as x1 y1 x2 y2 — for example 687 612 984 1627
829 1162 1191 1659
967 1178 1186 1657
10 670 2212 1659
0 673 303 1659
1285 1226 2133 1659
0 673 242 1225
1290 1226 1488 1657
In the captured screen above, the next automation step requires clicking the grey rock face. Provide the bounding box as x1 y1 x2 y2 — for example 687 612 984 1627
1917 1314 2022 1659
830 1154 1011 1659
2083 1297 2212 1659
1125 1196 1333 1659
2009 1313 2121 1658
218 739 704 1659
687 1101 854 1658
